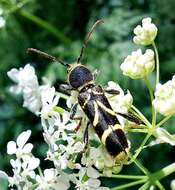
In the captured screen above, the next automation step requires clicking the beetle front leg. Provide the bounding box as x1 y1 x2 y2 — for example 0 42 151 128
59 83 74 93
83 122 90 152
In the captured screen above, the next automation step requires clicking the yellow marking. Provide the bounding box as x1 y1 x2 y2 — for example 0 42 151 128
115 148 129 161
82 94 91 108
101 124 121 145
92 91 104 95
93 102 99 126
78 81 94 91
96 100 116 116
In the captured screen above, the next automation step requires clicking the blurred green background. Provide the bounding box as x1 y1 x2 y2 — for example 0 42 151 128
0 0 175 189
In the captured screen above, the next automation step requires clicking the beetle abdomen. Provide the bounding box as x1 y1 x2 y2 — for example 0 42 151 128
78 84 129 161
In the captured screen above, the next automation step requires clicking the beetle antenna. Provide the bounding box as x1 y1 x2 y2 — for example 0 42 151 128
77 19 104 64
27 48 69 67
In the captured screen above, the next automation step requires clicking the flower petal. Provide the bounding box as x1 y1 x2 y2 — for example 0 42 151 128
7 141 17 155
22 143 33 153
17 130 31 148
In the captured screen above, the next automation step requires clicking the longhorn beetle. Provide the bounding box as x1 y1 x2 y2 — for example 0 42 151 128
28 20 140 162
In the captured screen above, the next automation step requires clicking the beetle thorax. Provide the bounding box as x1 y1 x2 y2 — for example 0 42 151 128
68 65 93 89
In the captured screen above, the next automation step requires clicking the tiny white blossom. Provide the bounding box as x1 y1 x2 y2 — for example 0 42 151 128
74 167 109 190
36 169 70 190
153 76 175 116
133 17 158 45
120 49 155 79
40 86 60 119
7 130 33 157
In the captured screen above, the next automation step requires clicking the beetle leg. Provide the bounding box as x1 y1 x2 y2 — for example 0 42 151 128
105 89 120 95
70 103 79 120
83 122 90 152
60 83 74 92
116 112 142 125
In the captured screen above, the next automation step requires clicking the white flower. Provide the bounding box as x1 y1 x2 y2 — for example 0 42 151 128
36 169 70 190
120 49 155 79
74 167 109 190
153 76 175 116
54 112 77 140
7 64 42 114
106 81 133 114
7 130 33 158
133 17 158 45
7 64 39 93
40 87 60 119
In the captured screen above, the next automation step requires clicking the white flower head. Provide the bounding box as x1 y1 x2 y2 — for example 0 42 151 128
106 81 133 114
133 17 158 45
153 75 175 116
7 64 42 114
120 49 155 79
40 86 60 119
7 130 33 158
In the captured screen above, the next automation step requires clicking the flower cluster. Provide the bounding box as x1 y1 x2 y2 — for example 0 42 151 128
3 16 175 190
6 63 133 189
120 49 155 79
153 76 175 116
7 130 40 189
121 17 157 80
133 17 158 46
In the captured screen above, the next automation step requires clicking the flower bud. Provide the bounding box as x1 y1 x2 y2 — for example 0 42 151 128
133 17 158 45
153 76 175 116
120 49 155 79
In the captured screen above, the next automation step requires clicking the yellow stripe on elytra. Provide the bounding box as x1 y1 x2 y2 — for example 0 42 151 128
96 100 116 116
101 124 121 145
115 148 129 161
93 102 99 126
82 94 91 108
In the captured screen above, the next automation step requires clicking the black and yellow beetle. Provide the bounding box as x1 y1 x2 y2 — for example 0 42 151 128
28 20 140 162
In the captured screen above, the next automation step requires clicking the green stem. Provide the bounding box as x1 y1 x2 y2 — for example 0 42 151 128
127 128 148 133
152 162 175 181
127 133 151 164
111 179 146 190
144 77 156 126
156 181 166 190
133 159 150 175
157 116 172 128
138 182 150 190
100 174 146 180
18 10 71 44
152 41 160 84
131 105 151 127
